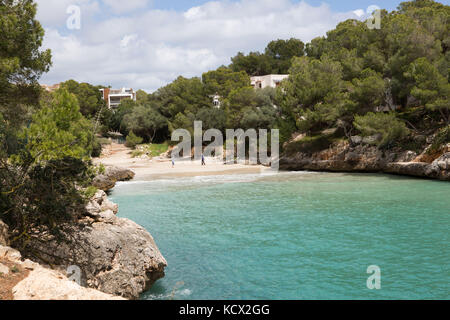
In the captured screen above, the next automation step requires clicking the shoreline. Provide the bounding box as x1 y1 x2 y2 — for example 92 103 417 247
93 143 269 181
94 142 450 184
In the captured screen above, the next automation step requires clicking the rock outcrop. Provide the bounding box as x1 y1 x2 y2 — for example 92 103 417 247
0 245 124 300
93 166 135 192
280 140 450 181
24 190 167 299
13 267 125 300
0 220 9 246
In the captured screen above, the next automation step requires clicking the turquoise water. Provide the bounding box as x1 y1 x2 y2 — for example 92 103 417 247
110 172 450 300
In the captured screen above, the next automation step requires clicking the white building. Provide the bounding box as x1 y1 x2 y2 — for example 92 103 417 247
210 94 221 108
251 74 289 89
100 88 137 109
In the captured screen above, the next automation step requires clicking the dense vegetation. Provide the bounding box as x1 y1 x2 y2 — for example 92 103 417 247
0 0 96 249
97 0 448 151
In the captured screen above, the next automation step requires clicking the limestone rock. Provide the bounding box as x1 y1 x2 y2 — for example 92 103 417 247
0 245 22 262
433 153 450 170
280 139 450 181
0 220 9 246
25 217 167 299
385 162 437 178
0 263 9 275
93 166 135 192
350 136 362 145
13 267 125 300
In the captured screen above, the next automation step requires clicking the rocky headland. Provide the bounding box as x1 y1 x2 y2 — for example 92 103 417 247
280 136 450 181
0 165 167 300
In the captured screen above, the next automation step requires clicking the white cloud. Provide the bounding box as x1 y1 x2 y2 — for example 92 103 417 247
102 0 151 14
37 0 356 92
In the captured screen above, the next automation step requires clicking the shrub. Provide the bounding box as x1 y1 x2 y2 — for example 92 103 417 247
354 112 409 148
428 125 450 154
125 131 143 149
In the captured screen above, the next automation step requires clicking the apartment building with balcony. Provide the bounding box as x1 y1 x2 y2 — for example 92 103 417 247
250 74 289 89
100 87 137 109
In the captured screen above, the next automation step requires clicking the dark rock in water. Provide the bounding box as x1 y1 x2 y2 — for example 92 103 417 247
93 166 135 191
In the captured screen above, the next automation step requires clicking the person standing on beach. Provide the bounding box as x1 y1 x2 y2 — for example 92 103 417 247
201 154 206 166
172 158 175 168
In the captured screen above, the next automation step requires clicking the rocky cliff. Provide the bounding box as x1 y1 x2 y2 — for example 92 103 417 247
280 139 450 181
23 190 167 299
0 245 125 300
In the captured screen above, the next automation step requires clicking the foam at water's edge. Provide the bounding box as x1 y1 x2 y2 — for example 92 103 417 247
115 170 318 186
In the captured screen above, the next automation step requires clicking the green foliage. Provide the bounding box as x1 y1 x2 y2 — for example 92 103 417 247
406 58 450 123
60 80 105 118
280 56 356 133
202 66 250 97
0 157 94 249
351 68 387 111
147 142 169 157
150 76 210 120
354 112 410 147
136 89 148 102
17 89 94 163
125 131 143 149
196 107 227 132
122 105 168 142
230 38 305 75
0 0 52 145
284 134 340 155
428 125 450 154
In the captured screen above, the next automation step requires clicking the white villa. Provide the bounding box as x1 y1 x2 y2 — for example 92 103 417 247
250 74 289 89
100 87 136 109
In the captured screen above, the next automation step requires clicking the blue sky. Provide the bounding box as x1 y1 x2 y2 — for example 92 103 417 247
35 0 448 92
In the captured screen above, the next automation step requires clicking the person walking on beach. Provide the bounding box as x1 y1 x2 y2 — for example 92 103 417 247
172 158 175 168
201 154 206 166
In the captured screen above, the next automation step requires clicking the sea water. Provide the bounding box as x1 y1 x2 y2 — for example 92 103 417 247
110 172 450 300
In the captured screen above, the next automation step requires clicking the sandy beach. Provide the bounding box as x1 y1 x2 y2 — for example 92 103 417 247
93 143 268 181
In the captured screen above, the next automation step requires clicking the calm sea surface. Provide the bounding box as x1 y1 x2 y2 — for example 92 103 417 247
110 172 450 300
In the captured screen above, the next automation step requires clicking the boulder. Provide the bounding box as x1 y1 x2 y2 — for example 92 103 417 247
0 245 22 262
93 166 135 192
433 153 450 170
385 162 440 179
0 220 9 246
13 267 125 300
0 263 9 275
350 136 362 145
85 190 119 221
362 135 381 145
92 175 116 192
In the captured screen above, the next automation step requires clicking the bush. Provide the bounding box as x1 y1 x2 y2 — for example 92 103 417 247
354 112 409 148
284 134 338 155
125 131 143 149
91 138 102 157
428 125 450 154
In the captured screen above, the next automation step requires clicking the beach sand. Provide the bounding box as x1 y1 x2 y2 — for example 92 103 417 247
93 143 268 181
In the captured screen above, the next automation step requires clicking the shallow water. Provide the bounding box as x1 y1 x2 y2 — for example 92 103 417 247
110 172 450 300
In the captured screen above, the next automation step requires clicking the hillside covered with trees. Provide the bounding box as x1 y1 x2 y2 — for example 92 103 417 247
93 0 448 155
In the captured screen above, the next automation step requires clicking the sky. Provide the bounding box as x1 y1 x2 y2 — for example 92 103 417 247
33 0 443 92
